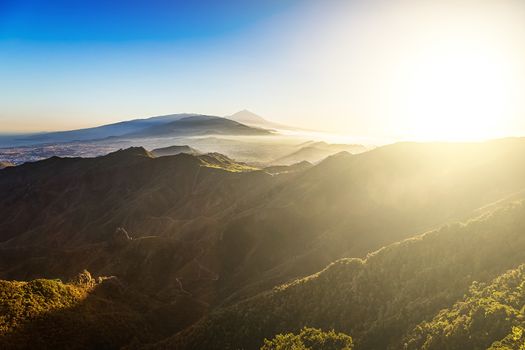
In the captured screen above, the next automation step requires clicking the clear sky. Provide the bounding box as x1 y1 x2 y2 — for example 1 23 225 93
2 0 525 141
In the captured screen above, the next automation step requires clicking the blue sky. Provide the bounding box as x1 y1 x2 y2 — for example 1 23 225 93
1 0 525 141
0 0 298 42
0 0 309 132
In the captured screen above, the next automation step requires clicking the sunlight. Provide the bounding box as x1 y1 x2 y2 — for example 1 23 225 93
398 40 515 141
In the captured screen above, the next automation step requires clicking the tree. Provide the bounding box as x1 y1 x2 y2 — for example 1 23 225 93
261 327 353 350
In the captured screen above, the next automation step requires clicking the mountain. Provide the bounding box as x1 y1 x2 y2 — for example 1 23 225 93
228 110 269 125
150 145 200 157
3 139 525 348
272 141 368 165
228 110 295 130
0 114 195 147
123 115 272 139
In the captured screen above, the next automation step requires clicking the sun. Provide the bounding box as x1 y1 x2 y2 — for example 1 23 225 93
397 40 515 142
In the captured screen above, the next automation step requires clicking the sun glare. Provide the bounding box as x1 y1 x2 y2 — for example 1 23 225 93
402 44 511 141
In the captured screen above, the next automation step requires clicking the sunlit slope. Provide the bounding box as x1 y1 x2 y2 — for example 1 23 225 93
0 272 193 349
160 201 525 350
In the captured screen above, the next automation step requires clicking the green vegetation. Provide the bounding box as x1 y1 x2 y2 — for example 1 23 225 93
0 271 161 349
490 326 525 349
0 277 89 334
261 327 353 350
405 264 525 349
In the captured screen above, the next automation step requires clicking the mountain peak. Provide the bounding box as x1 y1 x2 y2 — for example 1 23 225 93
228 110 267 124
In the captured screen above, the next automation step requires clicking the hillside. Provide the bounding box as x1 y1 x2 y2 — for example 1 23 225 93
157 201 525 349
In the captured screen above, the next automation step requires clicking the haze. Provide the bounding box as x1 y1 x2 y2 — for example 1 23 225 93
2 0 525 141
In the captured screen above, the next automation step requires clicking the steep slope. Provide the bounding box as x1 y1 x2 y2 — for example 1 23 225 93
157 201 525 350
124 115 272 138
